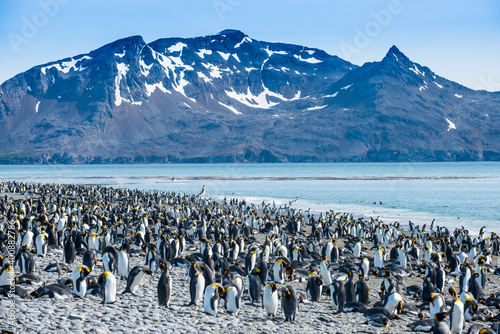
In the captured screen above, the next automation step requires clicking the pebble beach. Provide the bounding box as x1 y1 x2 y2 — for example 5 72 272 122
1 181 500 334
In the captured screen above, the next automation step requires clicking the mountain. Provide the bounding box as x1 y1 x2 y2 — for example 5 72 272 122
0 30 499 163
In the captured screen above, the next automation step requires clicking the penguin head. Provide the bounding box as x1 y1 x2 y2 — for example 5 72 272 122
449 287 458 299
78 265 91 277
433 311 449 322
212 283 225 296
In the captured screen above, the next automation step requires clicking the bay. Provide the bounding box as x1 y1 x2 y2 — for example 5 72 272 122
0 162 499 234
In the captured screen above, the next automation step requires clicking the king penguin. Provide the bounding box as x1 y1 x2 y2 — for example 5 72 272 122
345 271 356 303
273 259 286 283
330 280 346 313
224 284 241 315
123 266 152 295
434 311 452 334
72 264 90 298
449 287 465 334
320 260 332 289
204 283 224 316
263 282 279 317
0 263 15 286
355 274 370 305
189 266 205 306
157 262 172 307
248 269 262 303
306 271 323 302
98 271 117 304
35 232 48 257
360 258 370 278
282 285 299 322
374 248 385 269
117 244 130 280
429 293 446 319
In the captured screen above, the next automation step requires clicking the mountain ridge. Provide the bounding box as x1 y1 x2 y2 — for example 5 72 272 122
0 30 499 164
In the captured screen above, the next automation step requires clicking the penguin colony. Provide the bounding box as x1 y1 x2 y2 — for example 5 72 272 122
1 180 500 333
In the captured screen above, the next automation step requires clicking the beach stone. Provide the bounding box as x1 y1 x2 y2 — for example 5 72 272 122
68 313 85 320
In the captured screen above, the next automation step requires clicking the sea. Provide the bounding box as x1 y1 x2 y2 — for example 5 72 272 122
0 162 499 235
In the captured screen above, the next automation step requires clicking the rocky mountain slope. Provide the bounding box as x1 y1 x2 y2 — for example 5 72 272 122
0 30 498 163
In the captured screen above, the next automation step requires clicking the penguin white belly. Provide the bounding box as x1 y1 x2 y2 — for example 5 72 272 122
129 272 145 295
73 280 87 298
103 253 112 272
35 236 45 256
104 274 117 303
117 253 129 278
320 266 332 287
225 288 239 315
263 289 278 316
0 269 14 286
194 275 205 305
204 287 219 315
450 301 464 334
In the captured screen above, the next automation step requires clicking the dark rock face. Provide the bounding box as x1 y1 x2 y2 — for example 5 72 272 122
0 30 499 163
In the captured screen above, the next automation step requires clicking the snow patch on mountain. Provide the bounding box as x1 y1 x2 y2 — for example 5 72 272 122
218 52 231 61
168 42 187 53
139 59 153 77
234 36 252 48
306 105 327 111
294 55 322 64
410 65 425 76
114 63 130 106
219 102 242 115
196 49 212 58
41 56 91 74
145 82 168 96
446 118 456 131
225 87 280 109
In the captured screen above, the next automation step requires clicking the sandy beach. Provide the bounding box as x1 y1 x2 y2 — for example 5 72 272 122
1 181 499 334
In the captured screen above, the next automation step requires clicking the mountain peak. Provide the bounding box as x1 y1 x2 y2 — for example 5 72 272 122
218 29 246 37
384 45 410 63
94 35 146 56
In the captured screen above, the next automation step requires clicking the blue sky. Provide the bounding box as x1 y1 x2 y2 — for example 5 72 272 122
1 0 499 91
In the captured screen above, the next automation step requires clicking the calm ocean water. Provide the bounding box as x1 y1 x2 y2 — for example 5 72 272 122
0 162 499 235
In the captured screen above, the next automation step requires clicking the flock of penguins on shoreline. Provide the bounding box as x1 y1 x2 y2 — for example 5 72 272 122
1 181 500 334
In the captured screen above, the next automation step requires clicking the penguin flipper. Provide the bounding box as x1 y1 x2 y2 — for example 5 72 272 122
211 295 218 313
